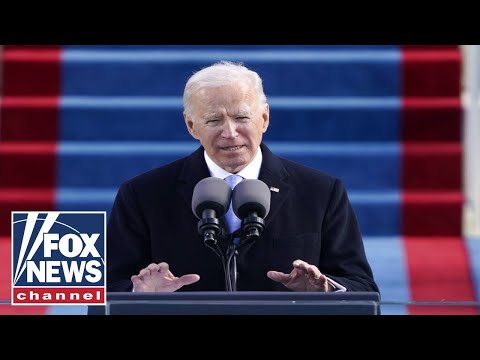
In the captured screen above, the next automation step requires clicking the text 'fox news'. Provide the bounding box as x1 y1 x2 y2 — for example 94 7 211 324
12 212 106 305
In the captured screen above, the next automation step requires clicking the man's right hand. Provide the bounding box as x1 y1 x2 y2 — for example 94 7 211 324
131 262 200 292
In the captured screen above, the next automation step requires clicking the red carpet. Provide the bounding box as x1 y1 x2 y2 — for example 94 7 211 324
402 97 461 142
0 143 57 188
1 46 61 96
404 237 477 315
402 191 463 237
402 142 461 191
0 189 55 239
0 45 60 315
401 45 476 314
0 238 50 315
402 47 461 97
0 97 59 142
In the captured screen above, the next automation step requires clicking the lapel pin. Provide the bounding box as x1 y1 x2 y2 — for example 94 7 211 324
270 187 279 193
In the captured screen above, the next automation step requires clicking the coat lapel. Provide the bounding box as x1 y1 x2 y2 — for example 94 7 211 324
177 146 210 212
258 143 292 227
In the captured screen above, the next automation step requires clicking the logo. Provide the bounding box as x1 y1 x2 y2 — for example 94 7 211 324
11 211 106 306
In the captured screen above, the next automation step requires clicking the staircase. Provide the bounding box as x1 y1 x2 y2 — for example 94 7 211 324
0 45 476 315
398 45 475 314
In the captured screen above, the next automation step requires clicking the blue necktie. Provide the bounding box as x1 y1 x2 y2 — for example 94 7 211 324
224 175 243 234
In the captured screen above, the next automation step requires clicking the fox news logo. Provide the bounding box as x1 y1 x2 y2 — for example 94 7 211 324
12 211 106 306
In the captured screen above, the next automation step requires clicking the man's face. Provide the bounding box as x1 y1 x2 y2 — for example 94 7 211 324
184 83 269 173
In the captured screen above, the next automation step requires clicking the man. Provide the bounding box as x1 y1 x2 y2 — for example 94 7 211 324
107 60 379 294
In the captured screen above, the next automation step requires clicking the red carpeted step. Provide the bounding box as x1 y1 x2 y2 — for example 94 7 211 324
0 189 55 237
0 238 48 314
0 97 59 142
0 143 56 188
403 97 461 142
403 236 478 315
402 45 459 50
401 47 461 97
1 46 61 96
4 45 60 50
402 192 463 237
402 142 461 191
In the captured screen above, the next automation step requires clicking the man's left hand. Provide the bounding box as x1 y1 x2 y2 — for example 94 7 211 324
267 259 333 292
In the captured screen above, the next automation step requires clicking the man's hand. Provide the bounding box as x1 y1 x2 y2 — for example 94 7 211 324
131 262 200 292
267 259 333 292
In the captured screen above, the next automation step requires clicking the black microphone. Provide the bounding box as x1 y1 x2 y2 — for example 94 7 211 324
232 179 271 245
192 177 231 248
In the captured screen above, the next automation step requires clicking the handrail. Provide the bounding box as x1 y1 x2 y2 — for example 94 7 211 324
462 45 480 237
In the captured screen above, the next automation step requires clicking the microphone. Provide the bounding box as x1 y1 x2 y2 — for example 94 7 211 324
192 177 231 248
232 179 271 245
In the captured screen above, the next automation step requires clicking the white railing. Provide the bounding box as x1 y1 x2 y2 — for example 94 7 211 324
462 45 480 237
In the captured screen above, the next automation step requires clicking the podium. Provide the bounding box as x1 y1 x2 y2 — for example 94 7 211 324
88 291 380 315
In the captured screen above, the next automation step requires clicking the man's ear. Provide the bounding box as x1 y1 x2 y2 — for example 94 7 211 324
184 113 199 140
262 104 270 133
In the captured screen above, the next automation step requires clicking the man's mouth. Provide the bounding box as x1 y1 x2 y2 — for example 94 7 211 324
220 145 244 151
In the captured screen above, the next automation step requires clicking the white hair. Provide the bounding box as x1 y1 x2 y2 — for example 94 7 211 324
183 60 268 118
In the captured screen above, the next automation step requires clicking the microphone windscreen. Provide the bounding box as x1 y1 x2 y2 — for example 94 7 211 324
192 177 232 219
232 179 271 219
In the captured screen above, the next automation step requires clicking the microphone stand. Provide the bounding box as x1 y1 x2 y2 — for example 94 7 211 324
225 244 237 291
225 213 265 291
199 215 265 292
225 230 241 291
198 216 236 291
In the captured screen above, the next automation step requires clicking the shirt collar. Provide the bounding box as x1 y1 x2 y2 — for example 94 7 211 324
204 147 262 180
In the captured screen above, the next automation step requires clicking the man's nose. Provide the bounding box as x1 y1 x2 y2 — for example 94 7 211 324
221 119 238 138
